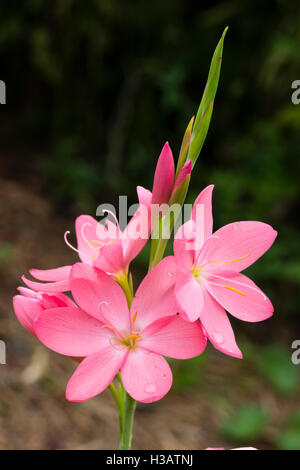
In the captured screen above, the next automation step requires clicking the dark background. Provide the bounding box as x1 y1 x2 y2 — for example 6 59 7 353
0 0 300 450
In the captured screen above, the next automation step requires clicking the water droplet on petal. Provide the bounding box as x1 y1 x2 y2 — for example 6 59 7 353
212 331 224 344
168 272 174 278
144 383 157 394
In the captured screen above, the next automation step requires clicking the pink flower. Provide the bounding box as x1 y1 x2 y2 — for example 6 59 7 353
21 186 152 293
173 185 277 358
33 258 206 402
13 287 75 335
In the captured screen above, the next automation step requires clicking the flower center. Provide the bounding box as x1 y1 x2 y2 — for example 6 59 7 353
121 333 140 349
102 311 141 350
191 264 204 280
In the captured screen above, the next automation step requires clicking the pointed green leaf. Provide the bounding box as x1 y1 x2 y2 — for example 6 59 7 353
188 99 214 162
188 26 228 164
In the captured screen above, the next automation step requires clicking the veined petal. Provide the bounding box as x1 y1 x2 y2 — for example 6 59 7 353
206 271 273 322
29 265 71 282
121 348 172 403
151 142 175 205
140 315 206 359
210 221 277 272
175 272 204 322
66 346 128 402
13 296 43 335
34 307 114 356
22 275 70 293
70 263 130 332
130 257 178 329
200 290 242 359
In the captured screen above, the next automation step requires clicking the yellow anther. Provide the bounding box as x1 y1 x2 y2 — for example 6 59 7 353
129 334 140 340
132 311 138 323
224 285 246 296
101 324 115 330
208 260 221 269
226 252 251 263
84 239 116 251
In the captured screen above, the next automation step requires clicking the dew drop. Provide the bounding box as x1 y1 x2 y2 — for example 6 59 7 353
144 383 157 394
168 272 174 278
212 331 225 344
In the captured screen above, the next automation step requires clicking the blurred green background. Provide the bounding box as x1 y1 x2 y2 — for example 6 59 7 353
0 0 300 450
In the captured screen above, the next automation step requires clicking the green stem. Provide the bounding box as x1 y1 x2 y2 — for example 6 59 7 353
113 272 137 450
116 270 134 306
119 392 136 450
109 383 124 436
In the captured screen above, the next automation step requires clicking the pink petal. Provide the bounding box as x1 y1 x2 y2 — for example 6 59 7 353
70 263 130 332
122 187 152 266
192 185 214 244
206 271 273 322
75 215 103 264
172 160 192 194
130 257 178 329
29 265 71 282
136 185 152 209
121 348 172 403
34 307 114 356
151 142 175 205
196 235 222 266
200 290 242 358
22 275 70 292
17 287 38 298
93 236 125 274
140 315 206 359
210 221 277 272
175 272 204 322
13 295 43 335
66 346 128 402
174 219 196 272
40 292 76 309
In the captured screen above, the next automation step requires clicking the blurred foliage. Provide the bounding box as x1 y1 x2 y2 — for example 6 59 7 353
276 410 300 450
221 404 269 441
0 242 16 264
255 344 299 395
172 354 208 391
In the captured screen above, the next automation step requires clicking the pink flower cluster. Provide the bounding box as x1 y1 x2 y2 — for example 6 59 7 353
13 142 277 403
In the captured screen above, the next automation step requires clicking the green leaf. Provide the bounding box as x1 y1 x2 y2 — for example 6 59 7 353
257 344 299 395
221 404 269 441
188 100 214 163
187 27 228 164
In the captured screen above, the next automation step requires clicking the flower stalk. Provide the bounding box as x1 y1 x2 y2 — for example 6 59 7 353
112 271 137 450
